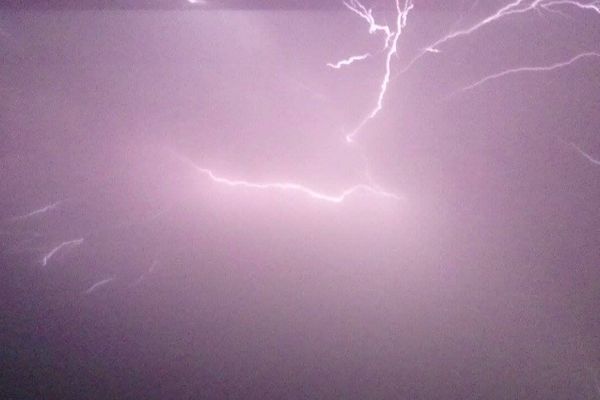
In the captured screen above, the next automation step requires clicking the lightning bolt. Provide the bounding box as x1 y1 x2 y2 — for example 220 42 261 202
342 0 414 143
174 1 413 204
83 277 115 295
452 52 600 95
41 238 84 267
177 153 402 203
4 0 599 303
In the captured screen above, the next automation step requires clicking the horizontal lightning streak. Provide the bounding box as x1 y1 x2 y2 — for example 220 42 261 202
177 154 401 203
327 53 370 69
455 51 600 93
42 238 83 266
197 167 401 202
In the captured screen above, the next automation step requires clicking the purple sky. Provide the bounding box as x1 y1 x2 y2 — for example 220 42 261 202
2 1 600 398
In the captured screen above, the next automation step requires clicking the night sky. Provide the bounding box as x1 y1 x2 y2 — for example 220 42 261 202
2 1 600 399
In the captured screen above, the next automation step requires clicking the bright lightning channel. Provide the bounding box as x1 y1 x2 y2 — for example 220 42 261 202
327 53 371 69
177 1 597 205
342 0 414 143
326 0 395 70
177 154 401 203
178 2 411 204
344 0 394 45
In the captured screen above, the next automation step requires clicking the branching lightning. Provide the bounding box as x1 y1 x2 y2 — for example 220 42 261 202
326 0 393 70
171 1 414 204
343 0 394 45
5 0 599 302
180 0 598 204
41 238 84 266
341 0 414 143
398 0 600 76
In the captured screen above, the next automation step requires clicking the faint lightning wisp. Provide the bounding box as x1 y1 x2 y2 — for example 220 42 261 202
10 201 62 221
177 154 401 203
42 238 84 266
569 142 600 165
131 260 158 287
454 52 600 94
344 0 414 143
83 277 115 295
327 53 371 69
